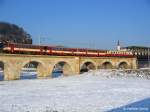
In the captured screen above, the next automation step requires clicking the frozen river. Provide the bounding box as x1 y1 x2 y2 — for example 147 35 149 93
0 70 150 112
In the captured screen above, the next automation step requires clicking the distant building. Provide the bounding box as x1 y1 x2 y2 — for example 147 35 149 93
121 46 150 68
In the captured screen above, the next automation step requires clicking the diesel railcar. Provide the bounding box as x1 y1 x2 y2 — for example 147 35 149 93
0 41 134 57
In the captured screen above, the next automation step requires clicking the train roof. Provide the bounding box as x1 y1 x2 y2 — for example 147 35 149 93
7 42 107 52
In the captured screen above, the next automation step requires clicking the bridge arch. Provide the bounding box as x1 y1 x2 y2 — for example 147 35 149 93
80 60 96 73
101 61 113 69
0 61 4 70
21 60 45 69
118 61 129 69
0 61 4 80
50 61 73 77
21 60 45 79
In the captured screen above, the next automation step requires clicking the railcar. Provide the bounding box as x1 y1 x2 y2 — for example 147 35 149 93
0 41 134 57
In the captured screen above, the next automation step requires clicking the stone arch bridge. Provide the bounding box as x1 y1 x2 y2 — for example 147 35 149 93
0 54 137 80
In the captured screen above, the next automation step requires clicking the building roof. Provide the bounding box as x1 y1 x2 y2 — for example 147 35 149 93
122 46 150 49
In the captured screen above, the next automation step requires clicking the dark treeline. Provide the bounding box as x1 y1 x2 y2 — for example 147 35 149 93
0 22 32 44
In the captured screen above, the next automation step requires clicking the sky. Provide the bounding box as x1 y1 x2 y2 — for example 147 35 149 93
0 0 150 49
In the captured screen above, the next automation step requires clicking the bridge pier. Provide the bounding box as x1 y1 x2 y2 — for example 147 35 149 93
4 63 21 80
74 57 80 74
37 64 53 79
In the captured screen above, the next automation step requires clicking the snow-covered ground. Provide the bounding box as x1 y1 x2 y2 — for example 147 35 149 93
0 70 150 112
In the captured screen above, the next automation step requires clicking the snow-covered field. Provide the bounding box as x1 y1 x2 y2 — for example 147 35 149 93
0 70 150 112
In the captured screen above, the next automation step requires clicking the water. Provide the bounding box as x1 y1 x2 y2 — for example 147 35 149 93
52 72 62 78
0 72 37 81
0 72 4 81
20 71 62 80
0 71 63 81
20 72 37 79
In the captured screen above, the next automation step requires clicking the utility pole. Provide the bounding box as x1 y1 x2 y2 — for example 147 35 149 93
39 36 41 45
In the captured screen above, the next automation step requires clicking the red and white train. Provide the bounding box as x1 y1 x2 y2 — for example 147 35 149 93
0 41 134 57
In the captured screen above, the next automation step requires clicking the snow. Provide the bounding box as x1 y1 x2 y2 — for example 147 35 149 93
0 70 150 112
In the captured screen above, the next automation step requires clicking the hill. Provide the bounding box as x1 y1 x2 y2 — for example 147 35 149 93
0 22 32 44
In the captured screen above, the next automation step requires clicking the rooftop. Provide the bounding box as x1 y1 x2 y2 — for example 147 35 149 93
122 46 150 49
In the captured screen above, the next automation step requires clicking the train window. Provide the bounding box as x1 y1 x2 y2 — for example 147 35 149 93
33 45 36 49
43 46 47 50
16 44 19 47
52 47 58 50
56 47 59 50
57 47 61 50
23 44 27 48
56 48 59 50
24 44 28 48
51 47 55 50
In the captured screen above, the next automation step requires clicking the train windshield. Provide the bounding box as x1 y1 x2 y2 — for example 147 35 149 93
0 42 4 48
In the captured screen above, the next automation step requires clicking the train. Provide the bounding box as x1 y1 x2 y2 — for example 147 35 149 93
0 41 134 57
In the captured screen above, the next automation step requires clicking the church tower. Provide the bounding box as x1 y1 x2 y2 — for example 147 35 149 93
117 40 121 51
